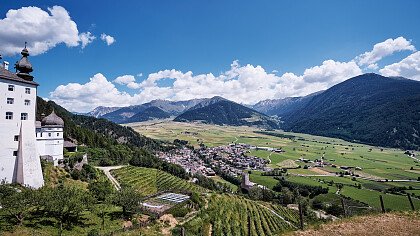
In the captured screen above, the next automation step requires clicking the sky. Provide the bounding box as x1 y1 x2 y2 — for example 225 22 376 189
1 0 420 112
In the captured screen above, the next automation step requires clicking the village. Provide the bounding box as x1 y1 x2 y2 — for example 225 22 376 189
156 143 280 179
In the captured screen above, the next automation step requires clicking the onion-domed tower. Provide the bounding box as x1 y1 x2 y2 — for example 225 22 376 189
15 43 34 81
36 110 64 166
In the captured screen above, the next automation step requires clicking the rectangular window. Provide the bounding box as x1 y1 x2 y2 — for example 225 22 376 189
48 133 52 137
5 112 13 120
57 133 60 137
8 85 14 91
21 113 28 120
13 151 17 156
24 100 30 106
14 135 19 141
25 88 30 94
7 98 14 104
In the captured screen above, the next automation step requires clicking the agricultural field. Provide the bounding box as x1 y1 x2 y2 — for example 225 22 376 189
111 166 206 197
180 193 299 236
129 121 420 211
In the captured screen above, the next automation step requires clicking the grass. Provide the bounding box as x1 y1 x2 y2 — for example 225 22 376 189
0 203 124 236
290 212 420 236
211 175 239 192
249 171 279 189
340 187 420 211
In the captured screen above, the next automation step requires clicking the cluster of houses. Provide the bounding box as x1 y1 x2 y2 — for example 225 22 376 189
199 143 270 177
156 143 270 179
156 148 216 176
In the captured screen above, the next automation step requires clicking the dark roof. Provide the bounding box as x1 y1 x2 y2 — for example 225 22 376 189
0 67 38 86
41 110 64 127
64 141 77 148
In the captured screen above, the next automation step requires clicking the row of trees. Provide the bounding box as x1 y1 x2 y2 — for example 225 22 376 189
0 181 143 235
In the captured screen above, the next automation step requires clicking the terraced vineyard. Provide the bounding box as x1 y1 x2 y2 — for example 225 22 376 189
182 194 299 235
111 166 206 196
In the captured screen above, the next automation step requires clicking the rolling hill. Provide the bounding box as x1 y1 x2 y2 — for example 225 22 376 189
125 106 170 123
174 96 279 129
282 73 420 150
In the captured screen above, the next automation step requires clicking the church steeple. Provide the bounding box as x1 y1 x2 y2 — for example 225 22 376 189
15 42 34 81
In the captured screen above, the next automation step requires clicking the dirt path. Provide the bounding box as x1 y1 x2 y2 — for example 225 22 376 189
259 203 298 229
95 165 126 190
311 167 332 175
267 151 274 164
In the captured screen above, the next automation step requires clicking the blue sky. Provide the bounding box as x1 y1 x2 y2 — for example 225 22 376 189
1 0 420 112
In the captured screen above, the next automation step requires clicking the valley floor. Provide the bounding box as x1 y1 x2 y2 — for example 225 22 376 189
128 121 420 212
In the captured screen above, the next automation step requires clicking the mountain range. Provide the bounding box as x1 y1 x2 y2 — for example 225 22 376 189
281 73 420 150
100 98 205 123
251 91 323 117
84 73 420 150
174 96 279 129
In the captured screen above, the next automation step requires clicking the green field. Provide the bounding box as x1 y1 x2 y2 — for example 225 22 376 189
211 175 239 192
112 166 206 196
340 187 420 211
128 121 420 211
181 193 299 235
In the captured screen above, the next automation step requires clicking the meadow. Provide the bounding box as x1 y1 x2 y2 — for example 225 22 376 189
129 121 420 211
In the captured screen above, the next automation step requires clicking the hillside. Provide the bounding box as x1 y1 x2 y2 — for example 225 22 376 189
253 91 322 117
181 193 299 235
111 166 206 196
291 212 420 236
36 97 162 151
174 97 279 129
126 106 170 123
101 98 204 123
282 73 420 150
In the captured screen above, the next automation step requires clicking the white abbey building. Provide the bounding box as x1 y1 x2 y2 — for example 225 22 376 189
0 46 64 189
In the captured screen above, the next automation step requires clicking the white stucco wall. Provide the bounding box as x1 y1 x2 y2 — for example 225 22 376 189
0 78 37 184
36 126 64 166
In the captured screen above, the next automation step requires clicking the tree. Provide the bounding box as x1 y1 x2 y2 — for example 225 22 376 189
41 186 95 236
249 186 263 200
93 198 114 231
112 187 142 219
88 179 115 202
0 186 37 226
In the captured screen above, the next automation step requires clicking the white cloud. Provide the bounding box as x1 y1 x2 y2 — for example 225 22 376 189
379 51 420 81
79 32 95 49
51 58 362 112
50 73 136 112
355 36 416 68
100 33 115 46
0 6 95 56
114 75 141 89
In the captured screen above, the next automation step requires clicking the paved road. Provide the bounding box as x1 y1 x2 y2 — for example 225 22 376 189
96 165 126 190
